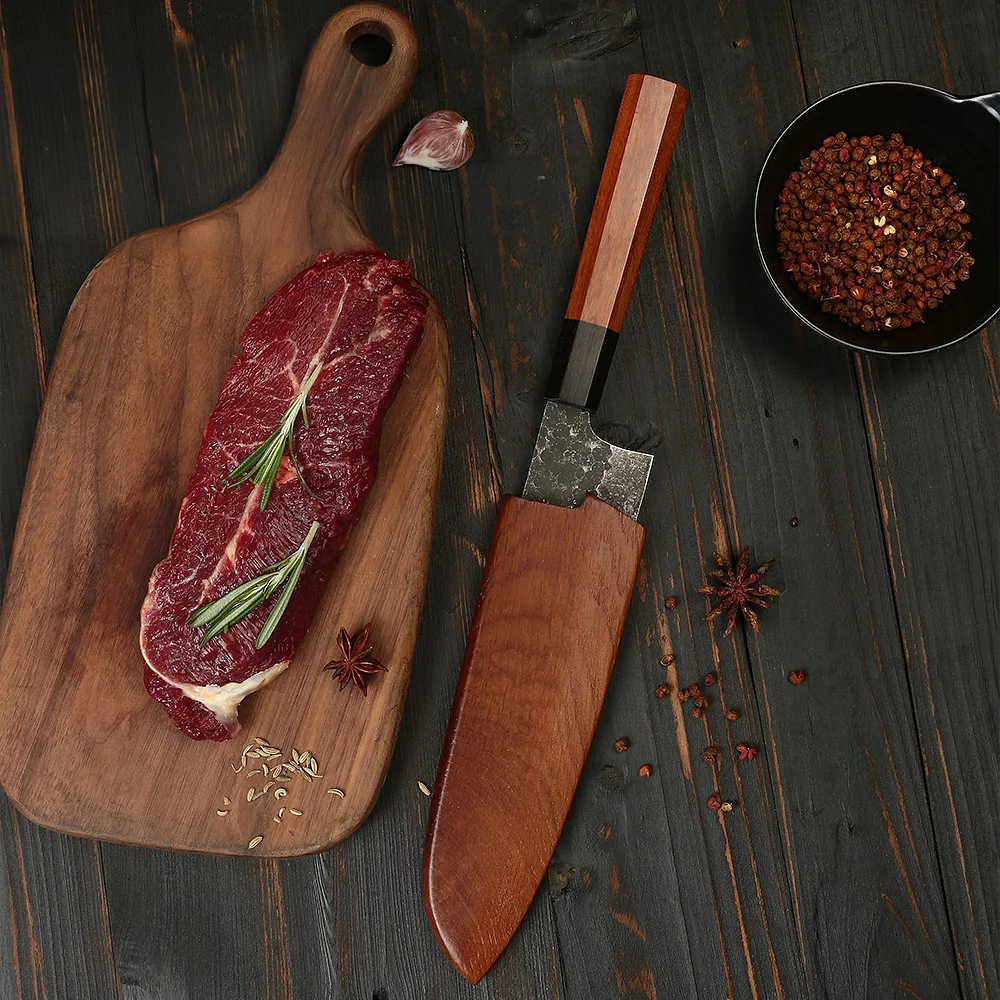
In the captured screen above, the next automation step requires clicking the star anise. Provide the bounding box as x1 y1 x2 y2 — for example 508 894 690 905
323 624 387 696
696 548 781 636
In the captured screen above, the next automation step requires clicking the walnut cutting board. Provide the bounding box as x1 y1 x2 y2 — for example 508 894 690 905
0 3 448 857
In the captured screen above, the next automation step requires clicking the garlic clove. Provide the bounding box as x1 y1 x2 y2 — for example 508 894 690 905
393 111 474 171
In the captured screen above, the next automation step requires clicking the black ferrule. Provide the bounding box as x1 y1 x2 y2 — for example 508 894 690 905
544 319 619 411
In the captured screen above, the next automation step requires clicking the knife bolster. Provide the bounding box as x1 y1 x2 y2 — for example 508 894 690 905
423 493 645 983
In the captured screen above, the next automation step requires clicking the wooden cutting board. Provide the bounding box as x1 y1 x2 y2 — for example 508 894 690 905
0 3 448 857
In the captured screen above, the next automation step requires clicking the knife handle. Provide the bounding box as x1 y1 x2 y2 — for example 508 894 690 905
423 495 644 983
548 73 687 409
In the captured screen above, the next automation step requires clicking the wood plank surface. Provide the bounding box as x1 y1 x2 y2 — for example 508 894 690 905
0 0 997 997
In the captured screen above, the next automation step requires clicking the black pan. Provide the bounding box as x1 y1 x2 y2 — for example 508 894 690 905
755 82 1000 355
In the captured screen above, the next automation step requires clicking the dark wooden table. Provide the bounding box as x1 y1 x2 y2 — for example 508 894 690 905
1 1 998 997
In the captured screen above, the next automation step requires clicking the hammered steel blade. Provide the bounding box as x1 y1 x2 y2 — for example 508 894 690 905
522 400 653 520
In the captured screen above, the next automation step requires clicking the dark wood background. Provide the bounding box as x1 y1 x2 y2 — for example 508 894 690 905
1 0 997 997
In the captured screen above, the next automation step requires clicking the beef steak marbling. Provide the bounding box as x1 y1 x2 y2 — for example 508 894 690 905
140 250 428 740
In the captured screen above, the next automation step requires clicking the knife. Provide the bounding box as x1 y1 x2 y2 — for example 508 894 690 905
423 73 688 983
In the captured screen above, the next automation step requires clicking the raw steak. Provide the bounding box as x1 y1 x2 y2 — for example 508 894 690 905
140 250 427 740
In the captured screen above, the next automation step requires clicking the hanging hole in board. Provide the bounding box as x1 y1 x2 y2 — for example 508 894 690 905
348 21 393 66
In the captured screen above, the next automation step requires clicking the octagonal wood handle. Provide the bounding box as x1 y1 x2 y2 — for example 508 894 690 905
548 74 687 409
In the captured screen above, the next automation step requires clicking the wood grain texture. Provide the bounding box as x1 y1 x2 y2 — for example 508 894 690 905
565 73 687 332
0 2 449 857
785 3 1000 996
424 494 645 982
1 0 999 996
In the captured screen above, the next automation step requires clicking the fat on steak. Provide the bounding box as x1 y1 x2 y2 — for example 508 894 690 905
140 250 427 740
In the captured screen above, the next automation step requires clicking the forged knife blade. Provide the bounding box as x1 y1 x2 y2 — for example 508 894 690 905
423 74 688 984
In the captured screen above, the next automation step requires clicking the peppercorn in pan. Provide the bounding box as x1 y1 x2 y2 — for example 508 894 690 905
775 131 973 332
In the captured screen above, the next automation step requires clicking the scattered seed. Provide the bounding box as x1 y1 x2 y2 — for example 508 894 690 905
655 684 671 699
638 764 652 777
248 836 263 849
246 770 261 778
279 808 285 817
289 808 303 817
701 744 721 765
273 816 282 824
724 707 740 721
216 809 229 817
614 738 630 753
720 801 735 813
788 669 806 685
262 764 270 777
274 787 287 799
418 781 432 796
703 672 716 687
664 596 678 610
263 781 274 793
247 788 255 802
708 792 722 811
690 706 703 719
223 796 231 807
327 788 346 798
660 653 674 667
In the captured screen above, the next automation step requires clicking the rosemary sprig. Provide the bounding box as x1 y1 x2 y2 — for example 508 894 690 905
224 365 322 510
188 521 320 649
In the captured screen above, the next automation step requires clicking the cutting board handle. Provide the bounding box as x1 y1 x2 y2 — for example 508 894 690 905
258 3 419 242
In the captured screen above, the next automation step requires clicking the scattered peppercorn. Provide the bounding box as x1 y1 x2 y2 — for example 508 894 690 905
724 707 740 721
790 517 799 527
703 672 716 687
736 743 760 762
701 744 721 765
664 596 678 610
655 684 672 699
638 764 652 778
615 738 629 753
746 747 759 761
775 131 974 333
660 653 674 667
788 669 806 685
707 792 722 811
690 706 703 719
720 800 735 813
678 689 691 703
694 696 709 709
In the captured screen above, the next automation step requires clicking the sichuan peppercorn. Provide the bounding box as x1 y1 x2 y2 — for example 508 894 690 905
775 131 973 332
